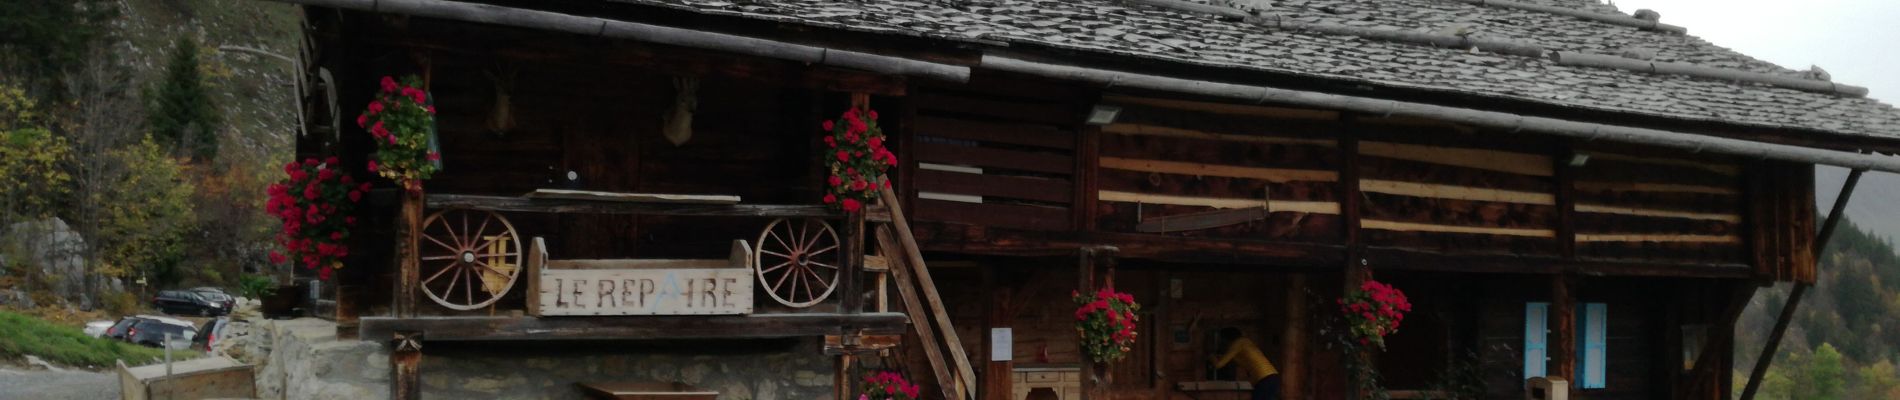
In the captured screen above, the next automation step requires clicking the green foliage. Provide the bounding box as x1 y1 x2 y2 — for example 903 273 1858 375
92 136 194 287
0 310 187 368
1765 343 1849 400
147 35 219 161
237 274 275 299
0 0 117 95
1855 360 1900 399
0 87 74 220
1426 350 1488 400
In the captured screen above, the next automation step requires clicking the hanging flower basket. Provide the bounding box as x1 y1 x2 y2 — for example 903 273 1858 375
860 370 921 400
1338 279 1411 350
1073 288 1140 363
358 75 440 191
266 157 369 280
821 105 895 213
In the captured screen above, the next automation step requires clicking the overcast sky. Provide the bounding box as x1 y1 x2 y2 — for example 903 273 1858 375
1611 0 1900 101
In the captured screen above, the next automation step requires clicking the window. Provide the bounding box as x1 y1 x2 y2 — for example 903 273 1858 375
1524 302 1608 389
1577 303 1607 389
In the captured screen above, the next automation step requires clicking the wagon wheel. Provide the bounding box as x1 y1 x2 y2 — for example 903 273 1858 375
754 218 841 308
419 209 522 311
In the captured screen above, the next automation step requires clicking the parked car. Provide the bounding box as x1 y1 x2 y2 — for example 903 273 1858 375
104 315 195 341
189 287 237 310
191 317 232 351
153 290 228 316
125 318 196 349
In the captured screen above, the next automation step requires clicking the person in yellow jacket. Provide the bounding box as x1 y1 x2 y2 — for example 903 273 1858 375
1211 328 1280 400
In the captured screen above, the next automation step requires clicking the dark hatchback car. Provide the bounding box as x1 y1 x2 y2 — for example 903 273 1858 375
153 290 228 316
103 316 143 341
125 318 196 349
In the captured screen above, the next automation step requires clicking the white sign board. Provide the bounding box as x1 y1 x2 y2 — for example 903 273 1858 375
991 328 1013 361
535 267 753 316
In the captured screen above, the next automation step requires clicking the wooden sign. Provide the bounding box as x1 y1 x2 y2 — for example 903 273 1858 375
528 238 754 316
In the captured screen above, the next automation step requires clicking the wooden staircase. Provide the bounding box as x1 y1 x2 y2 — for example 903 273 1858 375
874 188 977 400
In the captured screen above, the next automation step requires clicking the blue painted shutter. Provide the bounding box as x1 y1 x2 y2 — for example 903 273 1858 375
1580 303 1608 389
1524 302 1549 381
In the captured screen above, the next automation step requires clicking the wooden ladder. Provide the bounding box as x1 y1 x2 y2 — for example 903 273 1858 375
874 188 978 400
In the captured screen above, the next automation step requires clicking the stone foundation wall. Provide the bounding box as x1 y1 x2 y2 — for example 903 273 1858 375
233 319 835 400
421 338 835 400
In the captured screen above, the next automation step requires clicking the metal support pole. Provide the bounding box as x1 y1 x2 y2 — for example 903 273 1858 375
1739 168 1863 400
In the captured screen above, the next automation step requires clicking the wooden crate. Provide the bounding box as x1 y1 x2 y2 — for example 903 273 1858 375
117 356 256 400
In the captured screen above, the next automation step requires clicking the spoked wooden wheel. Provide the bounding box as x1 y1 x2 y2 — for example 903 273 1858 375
754 218 841 308
419 209 522 310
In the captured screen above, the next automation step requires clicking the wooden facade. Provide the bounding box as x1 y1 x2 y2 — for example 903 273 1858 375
286 1 1854 399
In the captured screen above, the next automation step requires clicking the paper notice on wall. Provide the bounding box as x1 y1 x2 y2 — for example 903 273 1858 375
991 328 1013 361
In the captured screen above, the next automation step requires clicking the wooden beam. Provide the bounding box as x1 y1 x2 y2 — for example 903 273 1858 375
1358 179 1555 205
1574 234 1741 243
426 194 859 218
1580 152 1740 175
1100 124 1338 147
1098 190 1341 214
841 212 864 314
981 268 1013 400
1573 181 1739 195
357 313 907 341
1099 156 1339 182
1281 273 1309 400
880 189 979 400
1102 95 1340 121
1359 141 1553 176
1687 284 1755 397
877 228 961 400
1573 204 1742 222
1359 219 1556 237
1135 207 1270 233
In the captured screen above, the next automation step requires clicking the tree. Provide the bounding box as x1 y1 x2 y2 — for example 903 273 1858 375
1855 359 1900 399
0 84 72 222
91 137 194 288
147 36 219 161
1799 343 1848 400
0 0 117 97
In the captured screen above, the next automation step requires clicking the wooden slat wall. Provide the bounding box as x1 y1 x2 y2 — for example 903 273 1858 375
1092 96 1343 242
1749 162 1817 282
907 80 1082 232
1354 119 1559 256
1571 150 1747 263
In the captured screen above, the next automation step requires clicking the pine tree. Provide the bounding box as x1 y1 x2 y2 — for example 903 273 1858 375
147 35 219 161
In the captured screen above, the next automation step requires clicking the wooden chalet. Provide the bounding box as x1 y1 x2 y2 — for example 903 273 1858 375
277 0 1900 398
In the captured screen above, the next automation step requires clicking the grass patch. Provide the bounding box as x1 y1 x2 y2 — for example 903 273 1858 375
0 311 196 369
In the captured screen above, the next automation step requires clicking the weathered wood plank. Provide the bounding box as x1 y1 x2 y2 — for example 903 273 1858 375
1359 141 1553 176
914 142 1075 175
523 189 741 204
880 189 979 400
1359 179 1556 205
1575 234 1742 243
1101 124 1338 147
914 115 1076 149
1580 152 1740 175
1098 191 1340 214
911 198 1071 231
877 228 961 400
1573 203 1741 222
1100 157 1338 182
357 313 907 341
914 169 1072 203
1096 170 1338 203
1134 207 1270 233
426 194 846 217
1361 219 1556 237
914 92 1076 125
1573 181 1739 195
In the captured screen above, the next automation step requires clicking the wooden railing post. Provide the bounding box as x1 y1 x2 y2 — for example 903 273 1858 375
395 189 423 318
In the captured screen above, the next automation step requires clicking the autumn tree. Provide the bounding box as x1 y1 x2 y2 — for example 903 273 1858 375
91 137 194 287
0 84 73 223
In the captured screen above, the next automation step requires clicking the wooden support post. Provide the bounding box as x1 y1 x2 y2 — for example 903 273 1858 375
1282 273 1309 400
1687 283 1754 398
1554 147 1578 260
981 267 1013 400
390 332 422 400
1549 275 1576 386
842 212 864 314
395 189 423 318
836 354 856 400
